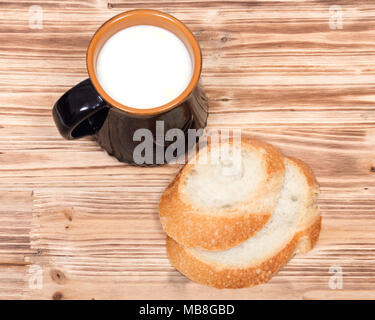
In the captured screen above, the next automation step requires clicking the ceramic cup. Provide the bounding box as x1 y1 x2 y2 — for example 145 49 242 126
52 9 208 165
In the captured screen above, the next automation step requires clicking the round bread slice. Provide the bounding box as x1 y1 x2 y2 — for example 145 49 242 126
166 157 321 288
159 137 285 250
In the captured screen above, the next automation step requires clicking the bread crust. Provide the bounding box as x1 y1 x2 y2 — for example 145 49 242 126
295 215 322 254
159 137 285 250
166 215 321 289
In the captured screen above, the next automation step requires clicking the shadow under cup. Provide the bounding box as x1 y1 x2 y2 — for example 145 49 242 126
52 10 208 165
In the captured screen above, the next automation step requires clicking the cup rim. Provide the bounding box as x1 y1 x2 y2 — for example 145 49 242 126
86 9 202 116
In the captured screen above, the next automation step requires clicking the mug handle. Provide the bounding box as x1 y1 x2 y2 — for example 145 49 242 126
52 79 108 140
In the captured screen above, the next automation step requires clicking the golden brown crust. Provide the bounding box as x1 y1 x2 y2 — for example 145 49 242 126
295 215 322 254
159 136 285 250
166 215 321 289
249 138 285 177
160 207 270 251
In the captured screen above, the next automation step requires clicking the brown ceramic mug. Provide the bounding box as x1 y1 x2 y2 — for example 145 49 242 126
52 10 208 165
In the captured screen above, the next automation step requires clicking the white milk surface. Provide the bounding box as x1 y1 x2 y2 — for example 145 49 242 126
96 25 193 109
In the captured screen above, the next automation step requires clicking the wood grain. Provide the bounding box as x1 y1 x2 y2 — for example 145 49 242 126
0 0 374 299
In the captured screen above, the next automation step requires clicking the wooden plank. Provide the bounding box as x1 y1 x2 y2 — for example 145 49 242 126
0 0 374 299
0 192 33 299
25 189 375 299
1 3 375 127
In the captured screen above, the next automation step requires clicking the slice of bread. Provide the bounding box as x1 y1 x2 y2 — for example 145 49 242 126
159 137 286 250
166 157 321 288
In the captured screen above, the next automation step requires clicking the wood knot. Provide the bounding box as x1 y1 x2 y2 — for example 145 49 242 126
52 291 63 300
370 166 375 173
50 268 66 284
63 208 73 221
221 36 228 43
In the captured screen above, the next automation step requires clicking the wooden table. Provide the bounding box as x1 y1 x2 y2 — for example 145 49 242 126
1 0 374 300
